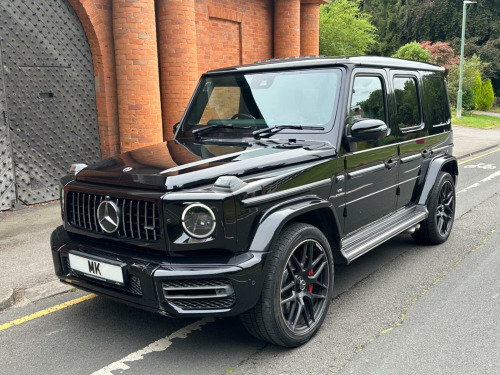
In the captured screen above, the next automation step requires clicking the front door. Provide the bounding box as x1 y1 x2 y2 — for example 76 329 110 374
342 71 399 235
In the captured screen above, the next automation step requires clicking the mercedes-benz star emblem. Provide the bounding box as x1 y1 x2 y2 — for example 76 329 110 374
97 200 120 233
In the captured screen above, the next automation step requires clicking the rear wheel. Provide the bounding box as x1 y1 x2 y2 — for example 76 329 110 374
413 172 455 244
240 223 334 347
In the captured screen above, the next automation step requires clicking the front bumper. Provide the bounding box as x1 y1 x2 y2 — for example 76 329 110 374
50 226 267 317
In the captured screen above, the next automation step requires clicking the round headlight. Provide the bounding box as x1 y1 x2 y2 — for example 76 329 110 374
181 203 216 239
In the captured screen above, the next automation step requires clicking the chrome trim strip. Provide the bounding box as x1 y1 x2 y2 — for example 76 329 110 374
163 285 234 300
432 145 452 154
144 202 149 241
347 164 385 179
400 154 422 164
129 199 134 239
340 182 398 207
122 199 127 238
160 147 262 174
136 201 141 240
242 179 331 206
153 204 157 241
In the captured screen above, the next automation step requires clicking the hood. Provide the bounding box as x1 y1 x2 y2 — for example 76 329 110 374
75 140 336 190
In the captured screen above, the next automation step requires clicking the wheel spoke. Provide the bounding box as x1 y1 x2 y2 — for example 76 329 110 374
306 242 314 270
281 293 296 305
310 260 327 280
281 281 295 295
291 302 303 330
438 217 445 234
290 254 302 270
312 252 325 269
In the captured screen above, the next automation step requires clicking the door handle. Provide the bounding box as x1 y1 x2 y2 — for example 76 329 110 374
421 149 431 158
385 160 397 169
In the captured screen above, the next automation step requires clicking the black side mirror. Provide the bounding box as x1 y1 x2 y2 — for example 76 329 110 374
350 119 389 141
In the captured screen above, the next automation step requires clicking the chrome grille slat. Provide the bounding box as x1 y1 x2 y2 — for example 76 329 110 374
77 193 81 227
137 201 141 240
82 193 87 229
145 202 149 241
67 192 160 242
122 199 127 238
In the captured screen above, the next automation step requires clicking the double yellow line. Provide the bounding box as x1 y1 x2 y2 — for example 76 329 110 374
0 294 96 332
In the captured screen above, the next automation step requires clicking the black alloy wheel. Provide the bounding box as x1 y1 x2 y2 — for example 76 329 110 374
436 180 455 236
280 239 330 334
413 171 456 245
240 223 334 347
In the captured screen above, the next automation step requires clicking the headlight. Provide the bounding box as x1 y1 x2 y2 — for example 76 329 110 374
181 203 216 239
60 184 65 216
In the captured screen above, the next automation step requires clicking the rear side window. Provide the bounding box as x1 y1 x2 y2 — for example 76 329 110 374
350 76 386 122
422 75 450 127
393 77 420 129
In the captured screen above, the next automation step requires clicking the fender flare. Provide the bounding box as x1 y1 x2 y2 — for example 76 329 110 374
417 155 458 206
248 196 341 253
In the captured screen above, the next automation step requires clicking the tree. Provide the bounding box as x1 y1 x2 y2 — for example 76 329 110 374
361 0 403 56
477 79 495 111
392 42 432 62
420 41 460 71
473 71 482 110
319 0 377 56
447 54 486 105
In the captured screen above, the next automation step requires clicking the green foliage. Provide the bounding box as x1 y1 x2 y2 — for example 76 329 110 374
392 42 432 62
361 0 403 56
319 0 377 56
462 89 476 111
473 71 482 110
477 79 495 111
447 54 485 105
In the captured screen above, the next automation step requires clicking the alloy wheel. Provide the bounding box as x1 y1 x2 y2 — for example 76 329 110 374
280 239 330 335
436 180 455 236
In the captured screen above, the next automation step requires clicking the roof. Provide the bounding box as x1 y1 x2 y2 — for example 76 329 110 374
205 56 445 75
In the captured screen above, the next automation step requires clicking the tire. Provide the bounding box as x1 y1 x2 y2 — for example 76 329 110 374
240 223 334 347
413 171 456 245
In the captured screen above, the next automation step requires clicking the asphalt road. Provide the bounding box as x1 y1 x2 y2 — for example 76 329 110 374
0 148 499 375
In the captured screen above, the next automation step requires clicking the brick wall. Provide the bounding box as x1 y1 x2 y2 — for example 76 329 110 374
69 0 324 157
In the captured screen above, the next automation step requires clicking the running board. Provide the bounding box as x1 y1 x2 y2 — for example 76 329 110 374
341 205 428 264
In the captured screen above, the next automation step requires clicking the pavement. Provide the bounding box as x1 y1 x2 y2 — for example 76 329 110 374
0 124 499 312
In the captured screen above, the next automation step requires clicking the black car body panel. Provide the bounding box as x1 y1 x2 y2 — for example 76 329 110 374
51 56 457 318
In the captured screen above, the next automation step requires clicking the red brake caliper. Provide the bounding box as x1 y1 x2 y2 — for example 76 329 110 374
308 269 314 293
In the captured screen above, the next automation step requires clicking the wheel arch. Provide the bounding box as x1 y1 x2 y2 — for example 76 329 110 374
248 198 345 264
417 155 458 206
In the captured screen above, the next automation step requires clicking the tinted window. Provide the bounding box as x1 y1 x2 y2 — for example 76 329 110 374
394 77 420 129
350 76 386 122
422 75 450 126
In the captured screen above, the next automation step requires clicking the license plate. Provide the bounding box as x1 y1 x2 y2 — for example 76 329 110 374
68 252 125 285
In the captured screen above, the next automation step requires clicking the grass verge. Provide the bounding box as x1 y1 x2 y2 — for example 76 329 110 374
452 113 500 129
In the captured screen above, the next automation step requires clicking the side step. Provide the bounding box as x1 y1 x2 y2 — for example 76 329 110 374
341 205 428 263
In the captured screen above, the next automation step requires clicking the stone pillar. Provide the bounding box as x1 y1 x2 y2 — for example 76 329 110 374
274 0 301 58
113 0 163 152
157 0 199 141
300 2 321 56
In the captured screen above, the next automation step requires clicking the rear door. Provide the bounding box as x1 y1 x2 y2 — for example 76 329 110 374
342 70 399 235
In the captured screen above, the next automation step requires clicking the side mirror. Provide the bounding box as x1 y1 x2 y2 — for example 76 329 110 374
350 119 389 141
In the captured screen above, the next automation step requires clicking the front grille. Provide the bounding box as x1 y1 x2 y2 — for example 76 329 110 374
63 257 143 296
67 191 161 242
163 279 236 311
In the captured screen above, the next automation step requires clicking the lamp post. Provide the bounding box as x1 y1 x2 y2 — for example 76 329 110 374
457 0 477 120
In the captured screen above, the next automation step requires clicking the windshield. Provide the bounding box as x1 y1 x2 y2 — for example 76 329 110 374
181 69 342 137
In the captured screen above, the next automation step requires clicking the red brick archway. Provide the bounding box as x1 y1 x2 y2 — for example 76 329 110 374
67 0 120 158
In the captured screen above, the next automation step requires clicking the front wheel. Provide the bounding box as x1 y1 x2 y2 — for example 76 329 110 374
413 171 456 244
240 223 334 347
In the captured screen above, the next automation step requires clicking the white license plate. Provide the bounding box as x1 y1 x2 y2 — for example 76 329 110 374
68 253 125 285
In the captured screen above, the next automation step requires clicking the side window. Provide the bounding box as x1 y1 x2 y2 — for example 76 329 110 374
422 75 451 127
350 76 386 123
393 77 420 129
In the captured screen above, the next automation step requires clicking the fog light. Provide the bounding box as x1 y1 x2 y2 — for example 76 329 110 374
181 203 216 239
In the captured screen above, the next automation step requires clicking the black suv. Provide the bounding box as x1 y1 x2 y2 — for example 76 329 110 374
51 56 457 347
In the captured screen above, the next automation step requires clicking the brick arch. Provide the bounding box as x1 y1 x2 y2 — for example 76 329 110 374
67 0 120 158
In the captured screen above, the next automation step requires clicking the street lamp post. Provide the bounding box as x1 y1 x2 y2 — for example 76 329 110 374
457 0 477 120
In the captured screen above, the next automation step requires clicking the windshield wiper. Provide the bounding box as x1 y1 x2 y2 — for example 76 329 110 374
192 124 251 138
252 125 325 139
